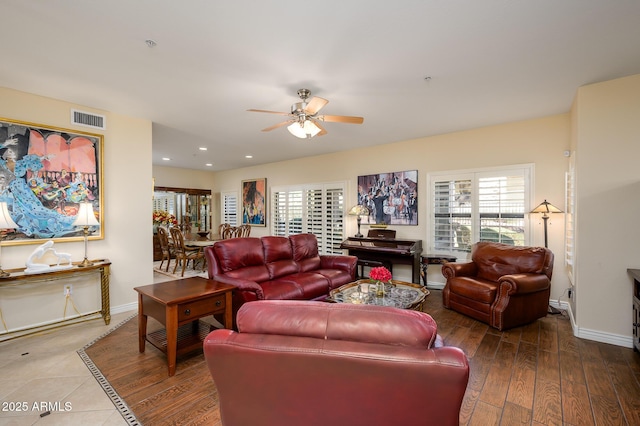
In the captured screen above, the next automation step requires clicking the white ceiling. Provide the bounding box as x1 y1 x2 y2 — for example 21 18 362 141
2 1 640 171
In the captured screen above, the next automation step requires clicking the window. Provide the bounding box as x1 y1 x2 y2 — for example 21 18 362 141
565 156 575 284
221 191 238 226
271 182 345 254
428 165 533 254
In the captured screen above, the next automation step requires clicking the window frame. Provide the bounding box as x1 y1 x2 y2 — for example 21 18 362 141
427 164 535 255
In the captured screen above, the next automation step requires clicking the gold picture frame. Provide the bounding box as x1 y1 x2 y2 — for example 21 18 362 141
0 117 104 245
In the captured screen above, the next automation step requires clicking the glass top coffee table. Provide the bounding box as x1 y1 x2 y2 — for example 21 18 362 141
327 279 430 310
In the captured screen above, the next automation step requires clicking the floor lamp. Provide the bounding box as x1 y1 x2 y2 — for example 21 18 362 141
348 205 369 238
530 199 563 248
0 202 18 278
72 202 100 267
530 199 563 314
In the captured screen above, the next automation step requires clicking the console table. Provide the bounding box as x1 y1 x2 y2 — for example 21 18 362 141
0 259 112 338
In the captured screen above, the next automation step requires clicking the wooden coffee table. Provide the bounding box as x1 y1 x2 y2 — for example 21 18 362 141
327 279 430 311
134 277 234 376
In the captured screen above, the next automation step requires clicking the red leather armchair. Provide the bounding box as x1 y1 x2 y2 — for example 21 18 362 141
442 242 554 331
204 300 469 426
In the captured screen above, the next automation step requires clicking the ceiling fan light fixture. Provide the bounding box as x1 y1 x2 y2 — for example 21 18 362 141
287 119 320 139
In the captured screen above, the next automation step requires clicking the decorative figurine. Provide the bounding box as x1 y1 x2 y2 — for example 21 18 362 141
25 240 73 274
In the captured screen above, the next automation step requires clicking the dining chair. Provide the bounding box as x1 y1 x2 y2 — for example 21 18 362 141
218 223 230 239
222 225 242 239
239 224 251 237
156 226 173 272
170 226 205 276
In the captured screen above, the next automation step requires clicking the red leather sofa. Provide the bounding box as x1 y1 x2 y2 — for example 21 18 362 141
204 300 470 426
204 233 357 321
442 242 554 330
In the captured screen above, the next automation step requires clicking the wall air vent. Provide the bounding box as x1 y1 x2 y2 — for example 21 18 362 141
71 109 106 130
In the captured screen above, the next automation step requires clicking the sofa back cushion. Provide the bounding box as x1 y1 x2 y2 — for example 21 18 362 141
262 236 299 279
212 237 270 282
237 300 438 349
290 233 322 272
472 242 550 282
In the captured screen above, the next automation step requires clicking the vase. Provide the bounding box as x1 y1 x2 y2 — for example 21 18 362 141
376 280 385 297
153 224 159 234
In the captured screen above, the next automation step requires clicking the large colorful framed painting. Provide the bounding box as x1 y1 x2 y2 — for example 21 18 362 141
241 178 266 226
357 170 418 226
0 117 103 245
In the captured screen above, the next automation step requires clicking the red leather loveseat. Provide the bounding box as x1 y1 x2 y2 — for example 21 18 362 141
204 300 469 426
204 233 357 321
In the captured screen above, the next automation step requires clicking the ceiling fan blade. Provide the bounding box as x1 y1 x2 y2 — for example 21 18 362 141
261 121 293 132
318 114 364 124
313 120 328 136
304 97 329 115
247 109 290 116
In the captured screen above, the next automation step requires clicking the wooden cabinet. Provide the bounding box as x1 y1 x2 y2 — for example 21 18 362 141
628 269 640 352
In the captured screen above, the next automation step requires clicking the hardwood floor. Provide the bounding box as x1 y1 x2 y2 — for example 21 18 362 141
426 292 640 425
86 290 640 425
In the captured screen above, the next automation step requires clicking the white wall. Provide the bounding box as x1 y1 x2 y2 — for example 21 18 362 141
0 87 152 333
572 74 640 345
212 114 572 292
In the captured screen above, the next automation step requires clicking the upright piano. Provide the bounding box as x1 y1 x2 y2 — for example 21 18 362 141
340 236 423 284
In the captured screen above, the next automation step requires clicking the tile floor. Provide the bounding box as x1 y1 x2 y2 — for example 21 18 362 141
0 272 173 426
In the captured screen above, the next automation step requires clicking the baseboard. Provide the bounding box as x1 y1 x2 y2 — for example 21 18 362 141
550 299 634 349
111 302 137 315
425 281 445 290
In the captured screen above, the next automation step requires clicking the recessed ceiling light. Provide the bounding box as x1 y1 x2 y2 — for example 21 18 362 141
245 155 253 159
145 39 157 48
199 147 207 151
205 163 213 167
162 157 170 161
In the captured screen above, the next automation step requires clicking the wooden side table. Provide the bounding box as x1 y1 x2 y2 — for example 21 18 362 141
420 254 457 286
134 277 234 376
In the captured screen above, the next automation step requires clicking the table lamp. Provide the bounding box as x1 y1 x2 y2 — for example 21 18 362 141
72 202 99 267
530 199 563 248
348 204 369 237
0 202 18 278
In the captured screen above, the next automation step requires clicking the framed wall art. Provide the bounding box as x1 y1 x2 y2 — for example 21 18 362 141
0 117 103 245
241 178 266 226
357 170 418 226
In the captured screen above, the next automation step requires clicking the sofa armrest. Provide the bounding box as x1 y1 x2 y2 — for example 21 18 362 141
442 261 478 279
497 273 550 295
320 255 358 274
213 275 264 300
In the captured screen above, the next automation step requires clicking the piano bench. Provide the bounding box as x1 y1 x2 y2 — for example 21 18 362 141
357 259 393 279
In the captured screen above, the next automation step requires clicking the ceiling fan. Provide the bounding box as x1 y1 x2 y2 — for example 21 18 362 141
247 89 364 139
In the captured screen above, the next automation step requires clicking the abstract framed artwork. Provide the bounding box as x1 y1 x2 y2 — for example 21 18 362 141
0 117 103 245
241 178 266 226
357 170 418 226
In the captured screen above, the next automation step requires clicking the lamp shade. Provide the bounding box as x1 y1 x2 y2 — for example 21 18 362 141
287 120 321 139
0 202 18 229
530 200 563 215
348 204 369 216
72 202 99 227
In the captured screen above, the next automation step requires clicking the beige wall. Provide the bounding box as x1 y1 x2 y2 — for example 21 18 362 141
212 114 572 293
572 74 640 344
0 87 152 333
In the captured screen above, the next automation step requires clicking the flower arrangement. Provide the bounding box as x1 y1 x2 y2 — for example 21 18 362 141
153 210 178 226
369 266 392 282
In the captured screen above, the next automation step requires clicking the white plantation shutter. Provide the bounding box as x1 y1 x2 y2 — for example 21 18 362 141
271 182 345 254
429 165 532 254
221 191 238 226
323 185 345 254
565 159 576 284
